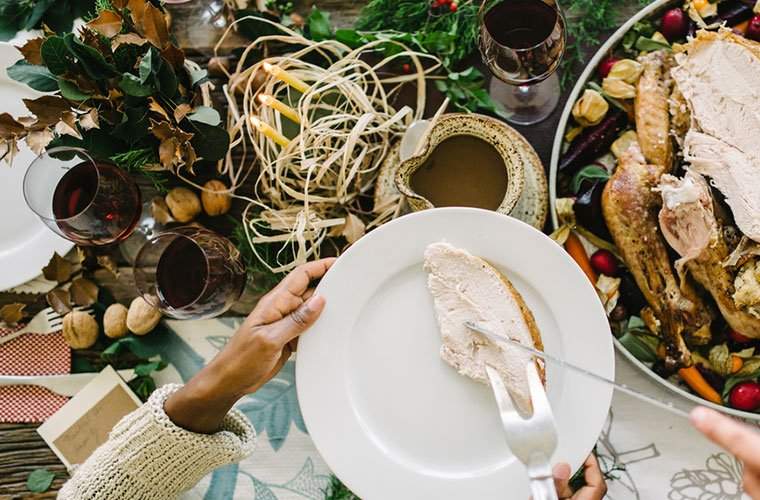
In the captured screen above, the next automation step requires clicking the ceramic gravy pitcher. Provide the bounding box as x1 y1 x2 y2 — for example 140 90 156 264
394 113 525 216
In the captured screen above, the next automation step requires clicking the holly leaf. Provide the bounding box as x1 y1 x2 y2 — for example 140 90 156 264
58 79 91 101
0 303 26 325
6 61 58 92
26 469 55 493
17 37 44 65
142 2 169 49
22 96 71 125
39 36 70 75
42 252 73 283
119 73 153 96
189 122 229 162
87 10 123 38
46 288 72 316
187 106 221 126
70 277 98 307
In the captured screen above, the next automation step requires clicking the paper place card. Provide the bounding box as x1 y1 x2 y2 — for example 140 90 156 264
37 365 142 468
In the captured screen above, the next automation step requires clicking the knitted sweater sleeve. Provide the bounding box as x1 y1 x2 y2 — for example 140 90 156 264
58 384 256 500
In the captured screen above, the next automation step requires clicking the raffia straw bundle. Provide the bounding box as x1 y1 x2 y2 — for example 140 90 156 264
212 18 441 273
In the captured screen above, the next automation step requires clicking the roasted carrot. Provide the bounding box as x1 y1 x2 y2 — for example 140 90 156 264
731 355 744 374
564 232 598 284
678 366 722 405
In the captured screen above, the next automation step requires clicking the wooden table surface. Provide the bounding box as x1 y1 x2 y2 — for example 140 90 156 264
0 1 640 497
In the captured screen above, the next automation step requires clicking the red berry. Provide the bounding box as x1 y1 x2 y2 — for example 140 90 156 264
402 63 411 74
660 8 689 42
450 2 458 12
590 249 618 276
729 328 752 344
747 15 760 42
729 381 760 411
598 57 619 79
431 0 439 7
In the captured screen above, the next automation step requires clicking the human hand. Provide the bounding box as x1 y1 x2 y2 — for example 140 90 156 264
690 406 760 499
552 455 607 500
165 258 336 433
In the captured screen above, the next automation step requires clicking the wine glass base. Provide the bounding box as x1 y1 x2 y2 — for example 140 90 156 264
119 185 169 265
489 73 561 126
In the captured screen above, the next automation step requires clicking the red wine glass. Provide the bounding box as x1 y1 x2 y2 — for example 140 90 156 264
479 0 566 125
23 147 142 246
133 226 247 319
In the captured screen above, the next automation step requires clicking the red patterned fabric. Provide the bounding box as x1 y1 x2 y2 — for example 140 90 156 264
0 325 71 423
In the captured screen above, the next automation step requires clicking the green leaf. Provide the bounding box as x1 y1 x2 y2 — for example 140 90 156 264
119 73 153 97
40 36 70 75
156 60 177 98
6 61 58 92
571 165 610 193
307 7 333 42
187 106 221 126
58 79 91 101
635 36 671 52
112 106 150 143
27 468 55 493
113 43 144 73
138 47 155 84
618 330 657 363
129 375 157 401
63 33 117 80
71 355 96 373
189 122 230 162
186 64 208 87
23 0 55 30
335 29 365 48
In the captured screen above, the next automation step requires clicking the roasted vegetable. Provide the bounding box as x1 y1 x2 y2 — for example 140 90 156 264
679 366 722 404
704 0 755 27
559 108 628 174
573 180 611 240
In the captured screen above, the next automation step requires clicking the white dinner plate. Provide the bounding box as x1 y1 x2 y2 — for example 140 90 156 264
297 208 614 499
0 42 72 291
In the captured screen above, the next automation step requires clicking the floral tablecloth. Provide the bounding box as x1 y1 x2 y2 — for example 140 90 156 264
158 318 748 500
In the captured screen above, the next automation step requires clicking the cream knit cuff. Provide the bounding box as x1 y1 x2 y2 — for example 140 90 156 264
59 383 256 500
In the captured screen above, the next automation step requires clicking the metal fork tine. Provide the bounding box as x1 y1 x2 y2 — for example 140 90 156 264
526 362 552 418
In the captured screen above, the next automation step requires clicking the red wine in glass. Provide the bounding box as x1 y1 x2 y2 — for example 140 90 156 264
135 227 247 319
24 147 142 246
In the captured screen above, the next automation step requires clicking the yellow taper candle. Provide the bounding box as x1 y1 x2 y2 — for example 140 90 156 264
258 94 301 124
262 62 310 93
251 116 290 147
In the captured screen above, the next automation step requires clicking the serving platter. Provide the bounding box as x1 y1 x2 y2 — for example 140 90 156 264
297 208 613 499
548 0 760 420
0 43 73 291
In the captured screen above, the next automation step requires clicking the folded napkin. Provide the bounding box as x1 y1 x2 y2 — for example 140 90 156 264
0 325 71 423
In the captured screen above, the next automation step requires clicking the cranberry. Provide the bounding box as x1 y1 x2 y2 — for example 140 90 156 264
402 63 411 74
660 8 689 42
590 249 618 276
729 328 752 344
598 56 619 79
450 2 458 12
729 381 760 411
746 15 760 42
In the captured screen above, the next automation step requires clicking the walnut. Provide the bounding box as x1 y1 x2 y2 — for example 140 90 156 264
103 303 129 339
201 180 232 216
165 187 201 223
126 297 162 335
62 311 99 349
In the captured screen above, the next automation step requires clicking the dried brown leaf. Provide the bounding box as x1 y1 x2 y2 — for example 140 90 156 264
149 119 192 142
42 252 73 283
79 108 99 131
142 2 169 48
111 33 147 50
161 44 184 70
0 139 20 165
26 127 54 154
173 103 192 123
159 137 179 168
23 96 71 126
183 142 197 171
128 0 146 27
151 196 174 224
96 254 119 277
70 277 99 306
341 213 365 244
17 37 43 65
147 97 170 121
0 113 25 139
87 10 124 38
46 288 72 316
55 111 82 139
0 303 26 325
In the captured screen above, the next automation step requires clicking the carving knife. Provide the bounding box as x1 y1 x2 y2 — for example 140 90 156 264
465 322 690 419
